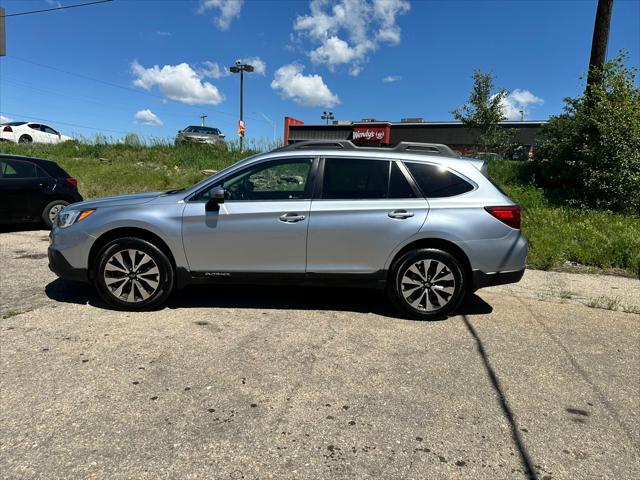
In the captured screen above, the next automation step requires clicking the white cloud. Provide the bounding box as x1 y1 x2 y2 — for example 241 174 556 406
271 63 340 108
131 60 225 105
199 61 230 79
199 0 243 30
199 56 265 79
499 89 544 120
134 109 163 126
294 0 410 75
44 0 62 8
0 114 13 124
156 31 171 37
383 75 401 83
240 56 266 75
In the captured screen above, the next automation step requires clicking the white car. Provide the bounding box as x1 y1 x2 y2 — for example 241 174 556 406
0 121 73 144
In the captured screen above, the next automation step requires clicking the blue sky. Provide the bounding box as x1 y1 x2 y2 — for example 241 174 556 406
0 0 638 143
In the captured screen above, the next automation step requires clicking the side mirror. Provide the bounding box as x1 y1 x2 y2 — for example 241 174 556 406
219 134 226 138
205 187 225 211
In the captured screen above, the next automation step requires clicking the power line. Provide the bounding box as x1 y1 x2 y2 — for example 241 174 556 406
0 110 130 135
5 56 265 123
1 0 113 18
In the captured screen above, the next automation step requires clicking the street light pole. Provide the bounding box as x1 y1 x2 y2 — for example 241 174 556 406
229 60 254 152
321 111 334 125
199 113 207 127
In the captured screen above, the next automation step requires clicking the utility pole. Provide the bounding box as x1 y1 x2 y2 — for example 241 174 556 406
519 110 524 121
199 113 207 127
229 60 254 151
586 0 613 89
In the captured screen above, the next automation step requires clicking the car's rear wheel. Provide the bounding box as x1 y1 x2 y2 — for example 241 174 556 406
18 135 32 144
388 248 466 320
94 237 174 311
42 200 69 228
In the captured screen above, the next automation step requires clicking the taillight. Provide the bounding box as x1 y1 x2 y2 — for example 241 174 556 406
66 177 78 187
3 126 12 132
484 205 521 229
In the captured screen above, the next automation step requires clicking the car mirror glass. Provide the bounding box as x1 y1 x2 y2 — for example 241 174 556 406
205 187 225 211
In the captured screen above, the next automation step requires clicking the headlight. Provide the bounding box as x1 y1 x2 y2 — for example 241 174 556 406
57 209 95 228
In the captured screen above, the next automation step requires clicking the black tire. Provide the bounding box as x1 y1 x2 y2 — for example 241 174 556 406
42 199 69 229
94 237 174 311
388 248 466 320
18 135 33 144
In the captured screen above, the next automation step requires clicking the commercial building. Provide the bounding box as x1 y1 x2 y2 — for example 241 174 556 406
283 117 546 157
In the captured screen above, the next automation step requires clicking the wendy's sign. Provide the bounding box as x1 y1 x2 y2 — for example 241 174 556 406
352 123 391 144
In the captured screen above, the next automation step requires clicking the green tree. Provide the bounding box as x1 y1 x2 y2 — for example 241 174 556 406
537 52 640 213
451 70 514 154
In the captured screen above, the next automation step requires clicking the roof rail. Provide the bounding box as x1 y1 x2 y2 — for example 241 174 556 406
273 140 356 151
274 140 458 158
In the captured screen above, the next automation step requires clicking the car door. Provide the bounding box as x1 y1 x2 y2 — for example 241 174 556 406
182 157 316 273
41 125 61 144
0 159 41 222
306 157 429 274
26 124 45 143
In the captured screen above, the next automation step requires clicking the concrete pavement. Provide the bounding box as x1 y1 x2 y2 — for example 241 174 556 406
1 230 638 479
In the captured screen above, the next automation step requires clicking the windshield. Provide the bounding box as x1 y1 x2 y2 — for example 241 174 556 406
185 126 220 135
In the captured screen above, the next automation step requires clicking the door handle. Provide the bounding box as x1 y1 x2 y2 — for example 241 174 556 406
388 209 414 219
279 213 306 223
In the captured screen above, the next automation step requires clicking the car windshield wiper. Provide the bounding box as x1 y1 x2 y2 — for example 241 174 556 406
165 187 186 195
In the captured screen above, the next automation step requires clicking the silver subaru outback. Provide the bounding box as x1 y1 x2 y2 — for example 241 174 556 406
48 141 527 320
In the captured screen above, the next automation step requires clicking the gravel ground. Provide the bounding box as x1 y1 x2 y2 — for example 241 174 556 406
1 230 639 480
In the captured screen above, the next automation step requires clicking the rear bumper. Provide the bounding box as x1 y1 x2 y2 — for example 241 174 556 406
48 247 89 283
472 268 525 291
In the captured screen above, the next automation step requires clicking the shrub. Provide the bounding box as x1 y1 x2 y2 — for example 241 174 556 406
536 52 640 213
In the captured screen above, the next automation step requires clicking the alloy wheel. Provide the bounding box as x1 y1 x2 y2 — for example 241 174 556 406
103 249 160 303
48 204 64 225
400 259 456 312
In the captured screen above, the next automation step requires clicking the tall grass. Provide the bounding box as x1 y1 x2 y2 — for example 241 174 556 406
489 160 640 276
0 142 256 198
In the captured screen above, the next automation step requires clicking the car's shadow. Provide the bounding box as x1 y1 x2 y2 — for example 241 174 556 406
45 279 493 321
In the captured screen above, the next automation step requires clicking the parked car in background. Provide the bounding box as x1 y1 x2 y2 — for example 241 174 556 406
0 154 82 228
48 140 527 319
0 121 73 144
175 126 226 147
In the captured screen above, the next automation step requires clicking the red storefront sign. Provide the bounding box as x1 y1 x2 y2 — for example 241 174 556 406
352 123 391 144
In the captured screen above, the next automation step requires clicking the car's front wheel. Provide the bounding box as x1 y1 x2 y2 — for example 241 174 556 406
388 248 466 320
94 237 174 311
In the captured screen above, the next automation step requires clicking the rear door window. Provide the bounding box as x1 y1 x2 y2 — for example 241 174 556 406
388 162 416 199
322 158 389 199
405 162 474 198
0 160 37 178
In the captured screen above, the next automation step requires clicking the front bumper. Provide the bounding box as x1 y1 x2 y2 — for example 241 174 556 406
471 268 525 291
48 247 89 283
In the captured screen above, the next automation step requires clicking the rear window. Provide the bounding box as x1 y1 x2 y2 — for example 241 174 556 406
1 121 27 126
405 162 474 198
39 160 69 178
